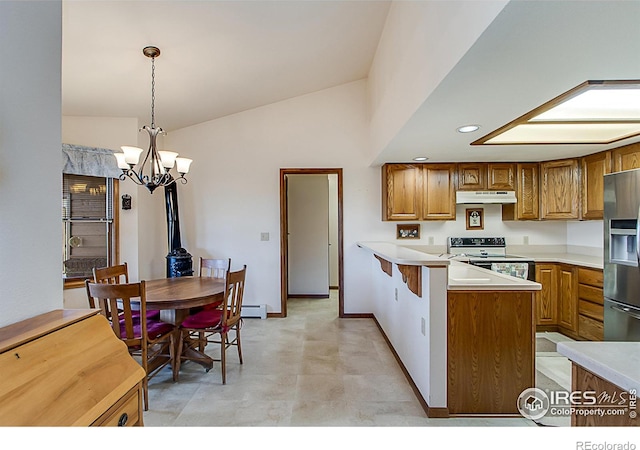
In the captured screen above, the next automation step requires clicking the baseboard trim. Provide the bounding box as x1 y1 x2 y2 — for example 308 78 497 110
371 315 450 418
288 294 330 299
342 312 374 319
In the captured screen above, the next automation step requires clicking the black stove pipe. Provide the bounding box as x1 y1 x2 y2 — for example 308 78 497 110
164 181 193 277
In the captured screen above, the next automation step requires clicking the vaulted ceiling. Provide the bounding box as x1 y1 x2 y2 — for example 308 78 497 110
62 1 640 165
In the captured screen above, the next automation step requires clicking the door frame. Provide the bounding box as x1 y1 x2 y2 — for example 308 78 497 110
279 168 344 318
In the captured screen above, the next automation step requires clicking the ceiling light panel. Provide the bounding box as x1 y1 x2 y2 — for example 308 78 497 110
473 80 640 145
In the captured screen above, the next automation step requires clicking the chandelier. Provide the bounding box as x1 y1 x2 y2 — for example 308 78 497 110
114 46 192 193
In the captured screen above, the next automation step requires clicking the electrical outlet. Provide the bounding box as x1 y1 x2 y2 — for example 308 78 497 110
394 288 398 302
428 236 434 245
523 235 529 245
260 232 270 241
421 317 426 336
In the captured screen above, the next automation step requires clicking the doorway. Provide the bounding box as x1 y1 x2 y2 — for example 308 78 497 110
279 168 344 318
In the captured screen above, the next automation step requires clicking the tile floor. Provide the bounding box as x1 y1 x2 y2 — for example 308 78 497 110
144 291 570 427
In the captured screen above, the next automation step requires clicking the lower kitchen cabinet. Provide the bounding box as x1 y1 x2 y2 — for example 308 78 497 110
577 267 604 341
535 263 558 326
557 264 579 335
535 262 603 341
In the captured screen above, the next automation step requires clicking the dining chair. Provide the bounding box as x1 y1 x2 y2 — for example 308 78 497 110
85 280 177 411
92 262 160 320
199 257 231 280
174 265 247 384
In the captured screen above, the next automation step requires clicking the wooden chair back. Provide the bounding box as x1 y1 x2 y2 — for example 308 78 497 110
88 263 129 310
199 257 230 279
221 265 247 328
85 280 147 348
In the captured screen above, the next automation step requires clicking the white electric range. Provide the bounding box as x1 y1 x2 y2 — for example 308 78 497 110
446 237 535 281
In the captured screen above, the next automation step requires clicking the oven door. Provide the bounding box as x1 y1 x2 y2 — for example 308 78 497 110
469 260 536 281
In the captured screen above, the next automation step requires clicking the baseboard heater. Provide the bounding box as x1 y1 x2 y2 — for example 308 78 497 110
241 304 267 319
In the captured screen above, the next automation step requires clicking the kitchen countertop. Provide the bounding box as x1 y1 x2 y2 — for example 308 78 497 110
508 252 603 270
557 341 640 393
448 260 541 291
358 242 541 291
357 242 449 267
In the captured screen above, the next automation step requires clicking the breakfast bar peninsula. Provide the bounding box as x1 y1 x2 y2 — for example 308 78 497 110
358 242 541 418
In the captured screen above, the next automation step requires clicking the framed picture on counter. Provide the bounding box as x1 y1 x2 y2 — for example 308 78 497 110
466 208 484 230
397 224 420 239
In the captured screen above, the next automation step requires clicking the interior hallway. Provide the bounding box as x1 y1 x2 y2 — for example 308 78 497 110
145 291 562 426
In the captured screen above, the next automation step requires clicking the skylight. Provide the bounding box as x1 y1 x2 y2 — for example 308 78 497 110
472 80 640 145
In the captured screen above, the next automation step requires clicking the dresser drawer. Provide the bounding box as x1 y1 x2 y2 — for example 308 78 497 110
92 386 142 427
577 268 603 288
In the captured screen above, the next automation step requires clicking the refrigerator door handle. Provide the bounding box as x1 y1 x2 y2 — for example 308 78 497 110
610 304 640 321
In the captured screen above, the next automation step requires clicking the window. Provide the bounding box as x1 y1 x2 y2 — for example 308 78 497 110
62 174 118 287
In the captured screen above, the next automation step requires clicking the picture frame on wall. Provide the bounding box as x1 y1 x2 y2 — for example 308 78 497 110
397 224 420 239
466 208 484 230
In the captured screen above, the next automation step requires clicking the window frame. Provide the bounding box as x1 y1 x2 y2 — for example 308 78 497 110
63 178 120 289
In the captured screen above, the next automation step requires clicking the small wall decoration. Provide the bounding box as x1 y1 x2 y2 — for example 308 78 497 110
466 208 484 230
397 224 420 239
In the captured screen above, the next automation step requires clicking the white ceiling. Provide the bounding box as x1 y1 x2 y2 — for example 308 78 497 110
62 1 640 164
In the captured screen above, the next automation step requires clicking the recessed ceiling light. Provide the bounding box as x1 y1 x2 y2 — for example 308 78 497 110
457 125 480 133
472 80 640 145
413 157 429 161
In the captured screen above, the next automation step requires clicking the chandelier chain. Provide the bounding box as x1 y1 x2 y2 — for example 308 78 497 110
151 56 156 128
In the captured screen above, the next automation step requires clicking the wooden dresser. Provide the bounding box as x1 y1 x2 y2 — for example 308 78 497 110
0 309 146 426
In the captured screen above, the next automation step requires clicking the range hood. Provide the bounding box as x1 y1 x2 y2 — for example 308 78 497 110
455 190 517 204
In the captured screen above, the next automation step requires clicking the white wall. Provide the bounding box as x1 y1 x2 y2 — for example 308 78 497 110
166 80 385 314
0 1 63 327
367 0 507 161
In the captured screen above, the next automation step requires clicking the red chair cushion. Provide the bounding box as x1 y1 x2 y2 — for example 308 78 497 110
119 318 174 340
131 309 161 320
181 309 224 329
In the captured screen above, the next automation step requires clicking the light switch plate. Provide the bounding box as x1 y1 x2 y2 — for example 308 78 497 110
260 232 270 241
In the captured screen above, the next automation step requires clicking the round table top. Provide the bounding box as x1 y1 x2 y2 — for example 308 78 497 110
144 276 225 310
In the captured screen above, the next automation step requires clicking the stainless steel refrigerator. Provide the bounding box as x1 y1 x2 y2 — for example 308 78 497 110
604 168 640 341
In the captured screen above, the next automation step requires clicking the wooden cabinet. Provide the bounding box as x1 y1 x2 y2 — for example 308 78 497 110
577 267 604 341
0 309 145 426
457 163 486 190
535 263 558 326
581 151 611 220
487 163 516 190
448 290 535 415
558 264 579 334
540 158 581 220
503 163 539 221
422 164 456 220
571 364 638 426
382 164 422 220
382 163 455 221
457 163 515 190
612 142 640 172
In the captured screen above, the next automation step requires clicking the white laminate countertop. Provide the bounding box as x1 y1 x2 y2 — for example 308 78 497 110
447 260 541 291
557 341 640 393
358 242 541 291
357 242 449 267
509 252 603 270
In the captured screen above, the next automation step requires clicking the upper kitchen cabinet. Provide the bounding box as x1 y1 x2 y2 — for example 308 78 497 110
581 151 611 220
612 142 640 172
381 163 456 221
540 158 580 220
487 163 516 190
422 164 456 220
457 163 486 190
502 163 539 221
382 164 422 221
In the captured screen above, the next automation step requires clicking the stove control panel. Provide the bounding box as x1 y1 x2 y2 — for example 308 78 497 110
448 237 506 248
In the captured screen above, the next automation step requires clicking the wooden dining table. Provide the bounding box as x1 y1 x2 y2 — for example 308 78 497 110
144 276 226 374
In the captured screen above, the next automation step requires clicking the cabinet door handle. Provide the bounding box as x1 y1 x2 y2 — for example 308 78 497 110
117 412 129 427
